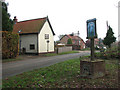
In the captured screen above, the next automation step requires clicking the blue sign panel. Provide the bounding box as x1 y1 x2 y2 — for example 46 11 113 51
86 18 97 39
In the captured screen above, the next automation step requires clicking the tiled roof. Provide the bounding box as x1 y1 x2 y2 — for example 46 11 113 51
66 35 85 44
13 17 55 35
67 35 80 40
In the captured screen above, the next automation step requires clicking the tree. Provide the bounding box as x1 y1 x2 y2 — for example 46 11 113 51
55 40 60 45
2 2 13 32
103 26 116 48
98 38 104 48
58 34 64 40
67 38 72 44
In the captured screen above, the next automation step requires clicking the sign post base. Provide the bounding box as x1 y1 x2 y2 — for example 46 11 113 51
80 60 105 79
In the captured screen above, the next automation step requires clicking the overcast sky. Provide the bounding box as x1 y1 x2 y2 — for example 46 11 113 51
6 0 119 41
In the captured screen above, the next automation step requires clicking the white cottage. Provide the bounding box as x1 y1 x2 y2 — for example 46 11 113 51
13 16 55 54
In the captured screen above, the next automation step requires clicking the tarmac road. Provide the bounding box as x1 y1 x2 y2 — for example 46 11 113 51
2 51 90 79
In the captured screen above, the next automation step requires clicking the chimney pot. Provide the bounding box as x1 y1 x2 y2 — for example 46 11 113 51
13 16 18 24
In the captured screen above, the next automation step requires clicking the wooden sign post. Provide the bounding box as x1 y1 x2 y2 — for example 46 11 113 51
80 18 105 79
91 38 94 60
86 18 97 61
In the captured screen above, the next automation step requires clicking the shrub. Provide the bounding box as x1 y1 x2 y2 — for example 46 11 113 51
118 41 120 58
2 31 19 59
67 38 72 44
95 44 119 59
95 46 100 50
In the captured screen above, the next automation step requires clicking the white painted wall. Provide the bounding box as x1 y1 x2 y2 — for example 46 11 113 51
20 34 38 53
20 20 54 54
38 20 54 53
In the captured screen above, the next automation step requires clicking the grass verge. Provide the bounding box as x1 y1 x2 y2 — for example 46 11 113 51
44 50 79 57
2 57 118 88
2 58 22 63
81 48 90 51
2 51 79 63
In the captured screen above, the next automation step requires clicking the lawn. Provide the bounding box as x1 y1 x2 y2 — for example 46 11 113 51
2 58 22 63
2 56 118 88
81 48 90 51
45 50 79 56
2 50 79 63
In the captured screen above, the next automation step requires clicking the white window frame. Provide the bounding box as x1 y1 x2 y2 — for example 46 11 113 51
45 34 49 39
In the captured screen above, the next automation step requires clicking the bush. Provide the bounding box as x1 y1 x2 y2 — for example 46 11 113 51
95 46 100 50
2 31 19 59
67 38 72 44
118 42 120 59
95 44 119 59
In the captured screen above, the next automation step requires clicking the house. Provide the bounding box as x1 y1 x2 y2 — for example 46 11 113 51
13 16 55 54
85 38 104 49
86 38 99 47
60 33 85 50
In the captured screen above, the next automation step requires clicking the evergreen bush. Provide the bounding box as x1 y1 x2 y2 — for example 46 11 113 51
2 31 19 59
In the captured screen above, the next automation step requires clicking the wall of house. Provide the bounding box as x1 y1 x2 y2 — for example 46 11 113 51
80 39 85 49
60 36 85 50
20 34 38 53
38 20 54 53
60 36 69 44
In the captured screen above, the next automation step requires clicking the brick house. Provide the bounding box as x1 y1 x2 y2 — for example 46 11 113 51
85 38 104 48
60 34 85 50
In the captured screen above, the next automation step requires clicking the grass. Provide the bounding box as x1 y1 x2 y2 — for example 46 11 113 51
2 58 22 63
44 50 79 56
81 48 90 51
2 56 118 88
2 50 79 63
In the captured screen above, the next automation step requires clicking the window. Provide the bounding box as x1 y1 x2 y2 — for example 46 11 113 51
30 44 35 50
45 34 49 39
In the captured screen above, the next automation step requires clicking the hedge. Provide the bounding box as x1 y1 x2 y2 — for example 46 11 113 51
95 42 120 59
2 31 19 59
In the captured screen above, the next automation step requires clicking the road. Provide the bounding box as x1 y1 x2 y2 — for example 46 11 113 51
2 51 90 79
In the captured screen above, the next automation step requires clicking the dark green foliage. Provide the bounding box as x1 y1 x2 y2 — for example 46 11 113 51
118 42 120 59
98 38 104 49
103 26 116 48
67 38 72 44
95 46 99 50
2 2 13 32
55 40 60 45
58 34 64 40
95 45 119 59
2 31 19 59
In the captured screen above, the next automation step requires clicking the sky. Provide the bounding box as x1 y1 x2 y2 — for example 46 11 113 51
5 0 119 42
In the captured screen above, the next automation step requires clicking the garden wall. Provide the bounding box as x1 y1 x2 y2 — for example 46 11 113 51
56 46 72 54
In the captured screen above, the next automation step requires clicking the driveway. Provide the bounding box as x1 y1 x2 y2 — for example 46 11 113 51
2 51 90 79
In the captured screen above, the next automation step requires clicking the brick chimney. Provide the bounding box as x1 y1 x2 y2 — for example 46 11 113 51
77 31 80 36
13 16 18 24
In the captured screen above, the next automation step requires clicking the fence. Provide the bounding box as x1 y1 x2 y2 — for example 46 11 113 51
56 46 72 54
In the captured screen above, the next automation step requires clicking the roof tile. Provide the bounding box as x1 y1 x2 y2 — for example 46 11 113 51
13 17 46 34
